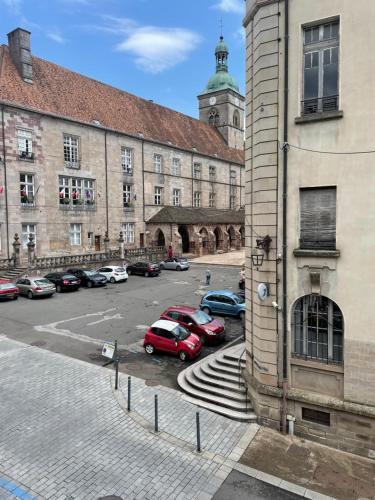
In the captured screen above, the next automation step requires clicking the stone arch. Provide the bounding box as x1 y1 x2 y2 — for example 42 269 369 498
228 225 236 249
155 228 166 247
178 225 190 253
239 225 245 247
214 226 223 251
233 109 240 128
199 227 209 254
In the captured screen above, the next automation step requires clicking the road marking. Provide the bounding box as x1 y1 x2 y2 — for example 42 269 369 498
87 313 123 326
136 325 149 330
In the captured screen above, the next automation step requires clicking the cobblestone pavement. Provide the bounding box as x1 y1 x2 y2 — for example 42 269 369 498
0 337 257 500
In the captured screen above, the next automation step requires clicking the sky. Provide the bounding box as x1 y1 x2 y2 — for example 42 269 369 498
0 0 246 118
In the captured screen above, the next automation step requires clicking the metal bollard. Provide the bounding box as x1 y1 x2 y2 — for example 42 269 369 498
196 412 201 452
115 357 119 390
154 394 159 432
127 376 131 412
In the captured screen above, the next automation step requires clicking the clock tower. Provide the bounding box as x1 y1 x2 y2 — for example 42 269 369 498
198 36 244 150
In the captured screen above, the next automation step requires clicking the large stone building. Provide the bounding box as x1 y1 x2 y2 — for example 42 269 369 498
244 0 375 457
0 29 244 261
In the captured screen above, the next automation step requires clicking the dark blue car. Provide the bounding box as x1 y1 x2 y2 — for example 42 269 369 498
200 290 245 320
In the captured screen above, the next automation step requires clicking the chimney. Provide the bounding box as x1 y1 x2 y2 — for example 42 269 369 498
7 28 33 83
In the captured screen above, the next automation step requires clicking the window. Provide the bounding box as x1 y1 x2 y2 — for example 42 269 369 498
233 110 240 128
59 176 95 208
172 158 181 176
64 135 79 168
303 21 339 114
122 223 135 244
230 170 237 184
20 174 35 206
209 166 216 182
302 408 331 426
293 295 343 364
167 311 180 321
209 108 219 126
70 223 81 246
193 163 201 179
21 224 36 249
18 129 33 160
154 186 162 205
193 191 201 208
300 187 336 249
121 147 133 174
209 192 216 208
230 195 236 209
173 189 181 207
123 184 133 208
154 154 162 173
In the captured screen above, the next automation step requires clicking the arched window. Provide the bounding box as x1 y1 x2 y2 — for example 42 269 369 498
233 110 240 128
209 108 220 126
293 295 343 364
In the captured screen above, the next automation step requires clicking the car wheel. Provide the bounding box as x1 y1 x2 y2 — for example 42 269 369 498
145 271 149 277
56 284 62 293
110 277 116 284
27 291 33 299
239 311 245 321
179 350 188 361
13 295 18 300
202 306 211 315
176 266 182 271
144 344 154 355
87 281 93 288
160 264 164 270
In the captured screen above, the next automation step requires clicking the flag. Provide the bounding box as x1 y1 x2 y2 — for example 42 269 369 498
72 190 78 200
85 190 91 199
59 188 65 197
0 186 4 194
133 194 137 201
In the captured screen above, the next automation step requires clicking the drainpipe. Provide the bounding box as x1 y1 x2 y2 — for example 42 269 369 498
1 106 10 259
191 153 194 207
281 0 289 434
104 131 109 235
141 138 145 224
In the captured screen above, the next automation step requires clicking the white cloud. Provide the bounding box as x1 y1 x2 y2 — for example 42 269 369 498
214 0 244 14
234 26 245 42
1 0 22 14
116 26 202 74
47 32 66 44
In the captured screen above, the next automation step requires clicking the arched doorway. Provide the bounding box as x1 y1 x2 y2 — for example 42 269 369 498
292 295 344 364
214 227 222 251
155 229 165 247
199 227 209 255
239 226 245 247
178 225 189 253
228 226 236 249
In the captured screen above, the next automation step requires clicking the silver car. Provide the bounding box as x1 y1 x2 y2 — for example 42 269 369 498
16 277 56 299
159 257 190 271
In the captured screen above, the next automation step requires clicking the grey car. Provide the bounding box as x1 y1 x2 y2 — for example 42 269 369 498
16 277 56 299
159 257 190 271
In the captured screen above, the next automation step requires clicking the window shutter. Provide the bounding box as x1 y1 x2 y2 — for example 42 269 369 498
300 188 336 249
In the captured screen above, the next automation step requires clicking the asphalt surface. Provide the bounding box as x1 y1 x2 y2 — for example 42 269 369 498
0 264 243 389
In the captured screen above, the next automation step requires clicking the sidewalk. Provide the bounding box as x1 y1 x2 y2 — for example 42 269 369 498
190 250 245 267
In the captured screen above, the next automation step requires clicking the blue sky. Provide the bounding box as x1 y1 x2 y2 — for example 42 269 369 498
0 0 245 118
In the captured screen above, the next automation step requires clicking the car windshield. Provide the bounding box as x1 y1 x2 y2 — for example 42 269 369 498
0 283 16 290
115 268 125 272
234 294 245 304
178 258 187 262
192 310 212 325
173 325 190 341
84 270 98 276
35 279 51 285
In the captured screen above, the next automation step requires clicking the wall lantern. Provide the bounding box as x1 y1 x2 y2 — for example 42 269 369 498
251 235 272 269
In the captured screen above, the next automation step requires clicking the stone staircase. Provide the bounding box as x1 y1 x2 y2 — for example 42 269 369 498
0 267 28 281
177 343 257 422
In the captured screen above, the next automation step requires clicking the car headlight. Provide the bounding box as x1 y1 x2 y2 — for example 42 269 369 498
186 342 195 350
206 329 216 335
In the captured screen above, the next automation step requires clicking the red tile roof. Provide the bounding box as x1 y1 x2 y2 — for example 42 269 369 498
0 45 244 164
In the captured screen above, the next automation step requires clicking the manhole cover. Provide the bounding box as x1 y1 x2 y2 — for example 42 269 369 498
30 340 46 347
98 497 123 500
145 379 160 387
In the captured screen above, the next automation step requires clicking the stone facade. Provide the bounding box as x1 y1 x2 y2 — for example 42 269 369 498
244 0 375 458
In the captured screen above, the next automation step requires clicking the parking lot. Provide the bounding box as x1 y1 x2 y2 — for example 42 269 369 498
0 264 243 389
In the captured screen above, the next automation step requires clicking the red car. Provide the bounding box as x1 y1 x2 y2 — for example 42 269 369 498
160 305 226 345
144 319 202 361
0 280 19 300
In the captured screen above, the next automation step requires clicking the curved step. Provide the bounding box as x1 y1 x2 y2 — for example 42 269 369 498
192 365 246 394
178 372 252 412
208 358 242 377
215 352 246 369
186 370 249 403
200 362 243 384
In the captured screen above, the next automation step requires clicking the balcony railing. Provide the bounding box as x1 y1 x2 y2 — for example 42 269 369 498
59 200 96 211
19 151 34 161
302 95 339 115
64 160 80 169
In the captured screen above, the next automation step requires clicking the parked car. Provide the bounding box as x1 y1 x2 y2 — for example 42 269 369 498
160 305 225 345
0 280 19 300
159 257 189 271
16 277 56 299
96 266 128 283
44 272 80 292
127 261 160 277
66 268 107 288
200 290 245 320
144 319 201 361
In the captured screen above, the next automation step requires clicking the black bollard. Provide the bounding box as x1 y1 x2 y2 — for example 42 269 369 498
127 376 131 412
196 412 201 452
115 356 119 390
154 394 159 432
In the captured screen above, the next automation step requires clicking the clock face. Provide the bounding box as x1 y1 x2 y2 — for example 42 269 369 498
234 97 240 107
209 96 216 105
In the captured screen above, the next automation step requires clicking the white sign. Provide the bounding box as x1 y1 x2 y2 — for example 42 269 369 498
257 283 269 301
102 342 115 359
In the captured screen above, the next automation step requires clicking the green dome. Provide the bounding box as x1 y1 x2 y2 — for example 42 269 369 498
203 71 239 94
215 36 228 54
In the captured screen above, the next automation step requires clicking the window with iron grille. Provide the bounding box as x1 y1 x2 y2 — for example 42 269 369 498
209 192 216 208
64 135 79 168
293 295 343 364
193 163 201 179
154 154 162 173
20 173 35 206
121 147 133 174
18 129 33 160
172 158 181 176
70 223 81 246
123 184 133 208
22 223 36 250
172 189 181 206
122 223 135 244
300 187 336 249
193 191 201 208
154 186 162 205
303 20 339 114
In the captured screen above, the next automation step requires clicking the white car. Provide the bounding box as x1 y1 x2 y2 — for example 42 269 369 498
96 266 128 283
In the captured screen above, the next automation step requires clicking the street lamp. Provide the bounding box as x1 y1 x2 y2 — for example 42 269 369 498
251 235 272 269
251 246 264 269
